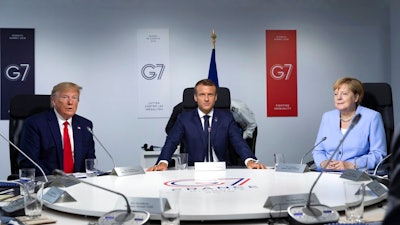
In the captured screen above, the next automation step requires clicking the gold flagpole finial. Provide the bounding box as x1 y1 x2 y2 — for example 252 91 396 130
211 29 216 49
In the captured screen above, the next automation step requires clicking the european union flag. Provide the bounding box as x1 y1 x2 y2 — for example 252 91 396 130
208 48 219 87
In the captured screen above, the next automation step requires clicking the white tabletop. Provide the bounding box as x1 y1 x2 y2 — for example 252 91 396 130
43 168 387 221
41 202 387 225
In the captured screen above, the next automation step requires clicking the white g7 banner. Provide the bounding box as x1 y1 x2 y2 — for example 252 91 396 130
136 29 170 118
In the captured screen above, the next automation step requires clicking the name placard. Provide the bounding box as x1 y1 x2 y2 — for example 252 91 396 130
49 177 80 188
367 180 387 197
264 193 319 210
111 166 145 176
43 187 76 204
121 197 161 214
194 162 226 171
340 169 371 181
275 163 309 173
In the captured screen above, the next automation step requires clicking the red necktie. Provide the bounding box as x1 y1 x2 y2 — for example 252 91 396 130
63 121 74 173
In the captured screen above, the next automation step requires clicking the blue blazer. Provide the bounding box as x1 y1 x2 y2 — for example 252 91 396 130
19 109 96 175
312 106 387 170
158 108 256 166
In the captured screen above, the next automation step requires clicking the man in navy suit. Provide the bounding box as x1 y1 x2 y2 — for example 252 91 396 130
19 82 96 175
147 79 265 171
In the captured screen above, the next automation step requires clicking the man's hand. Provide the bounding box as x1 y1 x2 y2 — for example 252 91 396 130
146 162 168 171
246 160 267 169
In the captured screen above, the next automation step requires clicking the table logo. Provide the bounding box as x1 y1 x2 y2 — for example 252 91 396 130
164 178 251 188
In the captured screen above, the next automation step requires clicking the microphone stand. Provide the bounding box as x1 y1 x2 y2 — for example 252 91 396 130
373 153 391 176
86 127 116 168
53 169 150 224
0 133 48 182
305 114 360 212
87 127 144 176
368 153 391 187
208 127 212 162
300 137 327 165
288 114 361 225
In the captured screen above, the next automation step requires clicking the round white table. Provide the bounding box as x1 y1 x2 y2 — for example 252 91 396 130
44 168 387 221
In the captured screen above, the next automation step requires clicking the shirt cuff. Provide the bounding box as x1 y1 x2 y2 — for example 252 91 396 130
158 160 169 166
245 158 258 165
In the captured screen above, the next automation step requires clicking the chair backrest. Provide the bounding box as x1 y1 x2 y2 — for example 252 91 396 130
182 87 231 111
361 83 394 154
9 94 52 176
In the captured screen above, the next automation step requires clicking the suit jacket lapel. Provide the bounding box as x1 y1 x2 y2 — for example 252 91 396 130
193 110 207 158
47 110 64 168
71 116 83 170
211 110 220 141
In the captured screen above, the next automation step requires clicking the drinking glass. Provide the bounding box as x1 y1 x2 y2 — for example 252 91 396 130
354 157 368 172
85 158 97 177
159 189 181 225
343 181 365 223
175 153 189 170
274 153 285 169
24 181 44 219
19 168 35 195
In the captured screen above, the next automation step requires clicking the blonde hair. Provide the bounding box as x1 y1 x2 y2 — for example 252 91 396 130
51 82 82 99
333 77 364 105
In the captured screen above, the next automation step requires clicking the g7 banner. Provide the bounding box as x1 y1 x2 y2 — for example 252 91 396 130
266 30 297 117
0 28 35 120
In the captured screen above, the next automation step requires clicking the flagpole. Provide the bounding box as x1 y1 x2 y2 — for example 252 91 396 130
208 29 219 86
211 29 216 49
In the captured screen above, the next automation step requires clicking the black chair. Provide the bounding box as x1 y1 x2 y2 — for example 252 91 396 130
165 87 232 133
8 94 51 180
304 83 394 171
182 87 256 166
183 88 260 148
165 87 257 166
361 83 394 154
361 83 394 176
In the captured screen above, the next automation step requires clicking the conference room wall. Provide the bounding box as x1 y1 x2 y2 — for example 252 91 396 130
0 0 395 179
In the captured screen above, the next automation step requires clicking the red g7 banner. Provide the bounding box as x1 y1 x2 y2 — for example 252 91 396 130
266 30 297 117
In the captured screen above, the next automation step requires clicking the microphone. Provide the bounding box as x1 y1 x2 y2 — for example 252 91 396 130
86 127 116 168
87 127 145 177
0 132 48 182
208 127 212 162
300 137 327 165
52 169 150 225
288 114 361 225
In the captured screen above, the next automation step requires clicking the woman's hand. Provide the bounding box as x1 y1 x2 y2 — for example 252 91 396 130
321 160 355 170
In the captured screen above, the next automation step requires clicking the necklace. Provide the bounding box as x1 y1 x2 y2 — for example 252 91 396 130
340 115 353 122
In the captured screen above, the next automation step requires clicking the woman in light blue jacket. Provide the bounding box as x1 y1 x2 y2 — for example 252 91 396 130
312 77 387 171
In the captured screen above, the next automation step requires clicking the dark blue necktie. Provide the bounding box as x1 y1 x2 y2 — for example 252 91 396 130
204 115 213 162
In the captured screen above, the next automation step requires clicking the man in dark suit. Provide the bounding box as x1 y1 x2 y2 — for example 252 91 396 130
18 82 96 175
147 79 265 171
